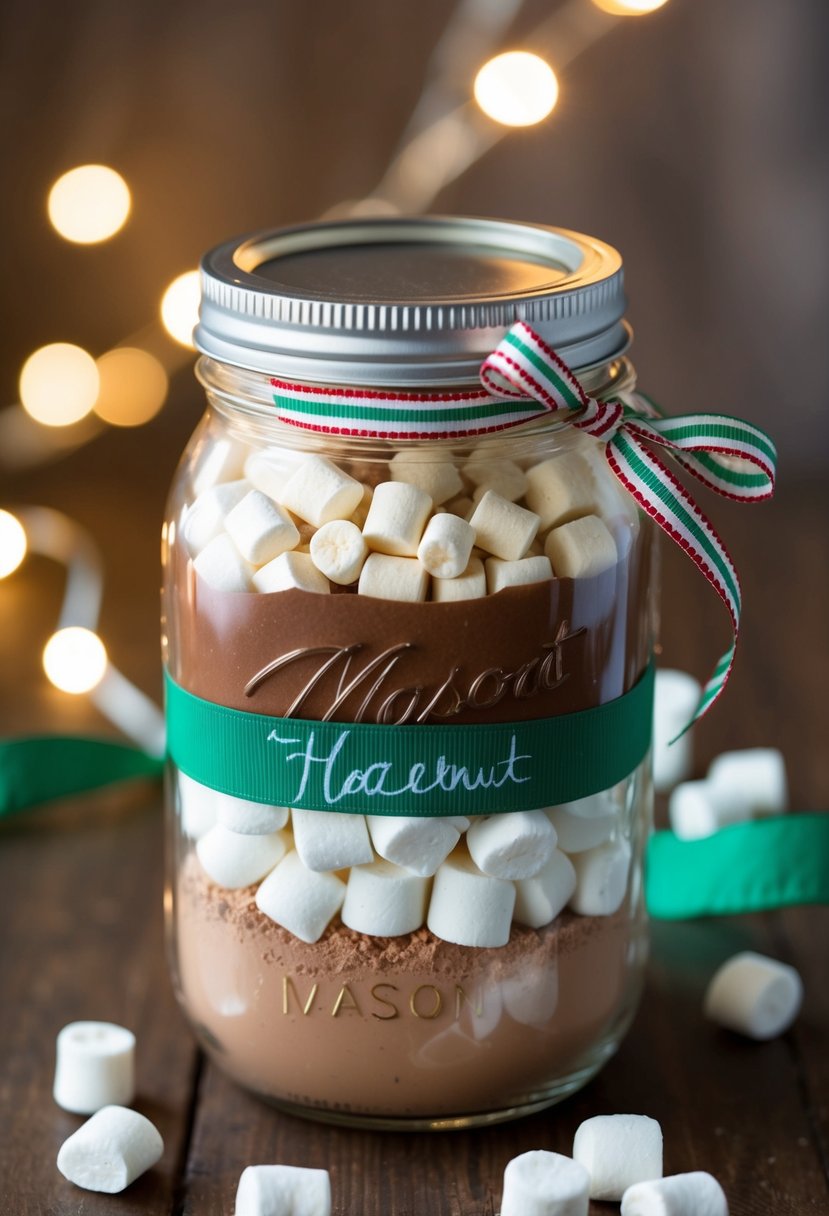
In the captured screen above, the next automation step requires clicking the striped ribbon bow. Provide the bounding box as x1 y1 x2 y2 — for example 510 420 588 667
271 320 777 727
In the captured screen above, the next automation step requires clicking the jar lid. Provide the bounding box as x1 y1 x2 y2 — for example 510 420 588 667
196 216 627 386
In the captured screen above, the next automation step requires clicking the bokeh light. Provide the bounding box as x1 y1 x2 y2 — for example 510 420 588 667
94 347 169 427
42 627 108 695
0 510 27 579
591 0 670 14
161 271 201 347
19 343 100 427
474 52 559 128
47 165 131 244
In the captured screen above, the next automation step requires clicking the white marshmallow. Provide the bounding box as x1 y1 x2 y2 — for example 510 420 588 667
570 839 631 915
389 449 464 505
235 1164 332 1216
546 805 616 853
444 495 474 519
256 850 346 944
225 490 300 565
445 815 471 832
524 454 596 530
558 788 619 819
193 533 254 592
653 669 701 793
703 950 803 1040
277 455 363 527
464 453 528 502
502 964 559 1026
513 849 577 928
573 1114 663 1200
243 446 303 500
417 512 475 579
469 489 539 560
668 781 720 840
253 551 331 595
430 556 487 602
427 850 515 947
621 1172 728 1216
177 770 217 839
53 1022 135 1115
192 436 248 495
341 859 430 936
196 824 288 889
215 793 289 836
358 552 429 602
362 480 433 556
544 514 618 579
486 555 553 594
291 809 373 872
309 519 368 585
366 814 460 877
501 1149 590 1216
707 748 788 820
467 810 557 880
349 484 373 528
56 1106 163 1194
182 479 250 556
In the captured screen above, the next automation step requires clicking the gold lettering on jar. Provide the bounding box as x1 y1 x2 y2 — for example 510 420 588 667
282 976 318 1016
409 984 443 1019
370 983 401 1021
454 984 484 1019
331 983 362 1017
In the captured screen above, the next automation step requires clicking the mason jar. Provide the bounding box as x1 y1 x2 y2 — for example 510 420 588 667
162 216 657 1129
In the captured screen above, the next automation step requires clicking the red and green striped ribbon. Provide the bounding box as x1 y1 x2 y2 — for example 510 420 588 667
272 321 777 728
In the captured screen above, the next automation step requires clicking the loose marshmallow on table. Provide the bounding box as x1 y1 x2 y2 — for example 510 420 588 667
192 435 248 496
430 556 487 602
53 1022 135 1114
417 512 475 578
546 804 617 853
486 555 553 594
277 455 363 527
464 453 528 502
177 770 217 839
256 850 346 944
668 781 720 840
362 480 433 556
309 519 368 584
236 1164 332 1216
253 551 331 595
367 814 460 877
524 454 596 530
57 1106 163 1194
573 1114 663 1200
707 748 788 820
341 859 430 936
513 849 577 928
545 515 618 579
215 792 289 836
501 1149 590 1216
703 951 803 1040
652 669 702 793
427 849 516 948
358 552 429 602
193 533 254 592
225 489 300 565
196 824 288 889
182 479 250 556
467 810 557 880
621 1172 728 1216
569 838 631 916
469 489 539 560
389 449 464 505
292 808 373 871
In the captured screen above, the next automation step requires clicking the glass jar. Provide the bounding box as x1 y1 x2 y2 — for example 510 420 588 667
162 217 657 1129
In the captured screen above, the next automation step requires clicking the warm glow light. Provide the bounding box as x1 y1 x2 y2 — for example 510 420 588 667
161 271 201 347
47 165 131 244
590 0 670 14
0 510 27 579
19 343 100 427
94 347 169 427
43 627 108 695
474 52 559 128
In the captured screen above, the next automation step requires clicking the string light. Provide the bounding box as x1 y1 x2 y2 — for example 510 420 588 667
160 271 201 347
93 348 169 427
590 0 670 14
47 165 131 244
473 51 559 127
19 343 100 427
42 627 108 695
0 510 27 579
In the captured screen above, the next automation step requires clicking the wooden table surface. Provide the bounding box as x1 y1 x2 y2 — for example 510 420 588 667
1 422 827 1213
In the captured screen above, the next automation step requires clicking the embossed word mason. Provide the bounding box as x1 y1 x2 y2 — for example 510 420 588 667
282 976 496 1022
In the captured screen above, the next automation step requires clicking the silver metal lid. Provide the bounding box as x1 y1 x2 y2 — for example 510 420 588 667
196 216 627 386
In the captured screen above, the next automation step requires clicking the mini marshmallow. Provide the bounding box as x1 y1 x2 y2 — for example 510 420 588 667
545 515 618 579
309 519 368 585
196 824 288 889
501 1149 590 1216
417 512 475 579
291 809 373 871
653 669 702 792
467 810 557 880
253 551 331 595
427 849 515 947
513 849 577 928
469 489 539 561
277 455 363 527
192 435 248 495
464 452 528 502
362 480 433 556
53 1022 135 1115
366 814 460 877
177 770 217 839
193 532 254 592
341 859 430 936
569 839 631 916
225 489 300 565
573 1114 663 1200
546 805 616 853
358 552 429 602
502 964 559 1026
430 556 487 602
621 1172 728 1216
486 555 553 594
389 449 464 505
56 1106 163 1194
445 815 471 831
668 781 720 840
236 1164 332 1216
215 792 289 836
703 951 803 1040
244 446 303 500
707 748 788 820
524 454 596 530
256 850 346 944
182 479 250 556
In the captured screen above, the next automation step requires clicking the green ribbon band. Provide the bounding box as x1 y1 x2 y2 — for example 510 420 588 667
164 664 655 816
0 735 163 818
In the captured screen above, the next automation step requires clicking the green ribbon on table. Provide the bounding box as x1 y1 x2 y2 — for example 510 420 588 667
0 735 163 818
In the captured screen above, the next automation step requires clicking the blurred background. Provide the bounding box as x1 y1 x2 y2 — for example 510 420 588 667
1 0 827 764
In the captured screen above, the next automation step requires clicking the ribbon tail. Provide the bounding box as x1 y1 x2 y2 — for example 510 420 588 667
0 736 163 817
